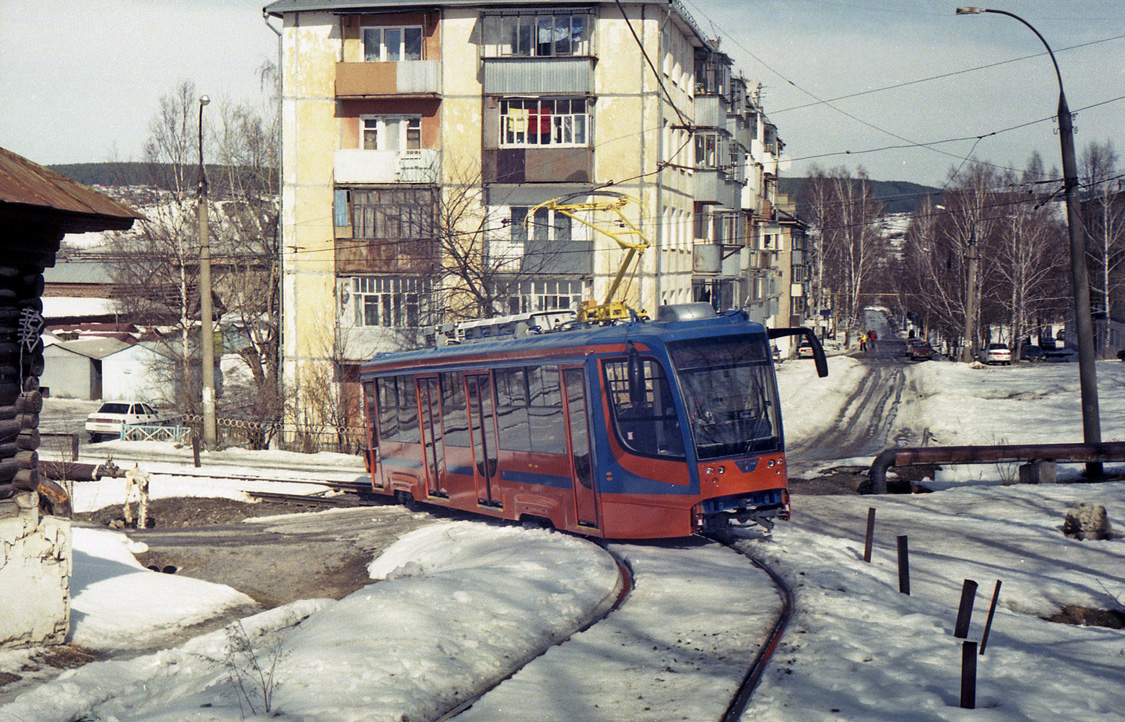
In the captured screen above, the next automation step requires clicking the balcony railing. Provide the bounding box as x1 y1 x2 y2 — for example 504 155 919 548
334 149 441 184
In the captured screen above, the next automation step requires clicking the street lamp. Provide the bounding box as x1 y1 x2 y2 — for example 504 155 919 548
957 7 1101 472
197 95 218 449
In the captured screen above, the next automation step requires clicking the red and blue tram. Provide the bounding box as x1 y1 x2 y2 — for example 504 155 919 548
359 304 826 539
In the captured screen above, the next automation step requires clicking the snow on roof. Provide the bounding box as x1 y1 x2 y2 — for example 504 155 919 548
41 296 118 319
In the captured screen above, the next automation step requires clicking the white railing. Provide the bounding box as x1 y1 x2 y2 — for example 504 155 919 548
120 424 192 444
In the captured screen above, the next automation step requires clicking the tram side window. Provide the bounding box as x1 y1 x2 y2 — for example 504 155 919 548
528 365 566 455
495 367 532 452
603 357 684 458
440 371 471 447
376 377 399 442
397 375 421 444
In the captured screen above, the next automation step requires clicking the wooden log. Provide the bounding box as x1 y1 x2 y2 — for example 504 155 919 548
16 391 42 414
12 467 38 491
0 459 19 482
17 429 39 451
14 449 37 469
0 383 20 406
0 418 22 438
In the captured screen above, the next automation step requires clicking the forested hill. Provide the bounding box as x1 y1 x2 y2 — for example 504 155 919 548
778 177 941 215
49 163 155 187
50 163 939 216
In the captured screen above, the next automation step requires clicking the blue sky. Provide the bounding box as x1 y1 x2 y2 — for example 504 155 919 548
1 0 1122 186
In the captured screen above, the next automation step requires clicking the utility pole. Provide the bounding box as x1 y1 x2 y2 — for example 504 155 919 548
197 95 218 449
961 227 979 363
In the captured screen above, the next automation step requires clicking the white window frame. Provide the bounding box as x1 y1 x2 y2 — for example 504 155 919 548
352 276 431 328
483 12 591 58
505 279 585 315
361 115 422 153
500 98 589 148
508 206 572 244
362 25 424 62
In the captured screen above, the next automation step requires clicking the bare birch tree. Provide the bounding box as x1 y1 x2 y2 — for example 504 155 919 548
1081 140 1125 356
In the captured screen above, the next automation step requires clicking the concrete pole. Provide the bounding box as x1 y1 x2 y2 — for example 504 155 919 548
197 96 218 449
961 229 978 363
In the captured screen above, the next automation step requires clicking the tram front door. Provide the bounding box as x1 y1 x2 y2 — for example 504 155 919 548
465 372 499 508
563 367 598 528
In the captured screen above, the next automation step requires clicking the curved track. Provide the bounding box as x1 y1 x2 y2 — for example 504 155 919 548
710 534 795 721
435 548 634 722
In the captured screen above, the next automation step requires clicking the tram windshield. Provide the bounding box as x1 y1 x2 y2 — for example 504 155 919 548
669 336 781 460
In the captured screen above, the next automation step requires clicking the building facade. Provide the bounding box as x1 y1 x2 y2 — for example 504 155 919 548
264 0 796 410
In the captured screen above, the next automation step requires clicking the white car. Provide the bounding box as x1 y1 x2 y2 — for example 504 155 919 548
981 343 1012 366
85 402 178 442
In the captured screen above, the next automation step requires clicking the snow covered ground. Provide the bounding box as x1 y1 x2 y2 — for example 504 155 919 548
3 355 1124 721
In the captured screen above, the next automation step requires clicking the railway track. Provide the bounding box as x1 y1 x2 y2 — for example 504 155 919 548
225 487 792 720
710 532 795 722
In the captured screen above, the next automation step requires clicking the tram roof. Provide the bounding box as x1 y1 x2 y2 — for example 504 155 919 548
361 311 768 374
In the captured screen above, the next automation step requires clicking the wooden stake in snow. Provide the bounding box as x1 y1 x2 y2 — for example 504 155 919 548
979 580 1002 655
954 579 978 639
961 641 977 709
863 507 876 563
897 535 910 595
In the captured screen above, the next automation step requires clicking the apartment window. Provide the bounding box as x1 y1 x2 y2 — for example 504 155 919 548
344 187 436 240
362 116 422 152
695 132 730 169
353 276 431 328
510 207 571 243
501 98 588 147
505 279 584 315
483 13 591 57
363 26 423 62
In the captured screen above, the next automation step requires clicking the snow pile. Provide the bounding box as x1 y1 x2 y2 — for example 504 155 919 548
742 481 1125 722
69 528 256 650
1 523 619 722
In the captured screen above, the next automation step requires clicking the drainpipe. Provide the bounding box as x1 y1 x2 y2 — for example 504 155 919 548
263 9 285 432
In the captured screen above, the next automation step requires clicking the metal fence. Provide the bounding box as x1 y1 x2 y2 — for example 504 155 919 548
179 415 366 455
121 424 193 444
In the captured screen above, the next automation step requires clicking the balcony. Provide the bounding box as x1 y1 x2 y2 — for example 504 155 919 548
483 147 591 184
334 149 441 184
336 60 440 98
694 169 743 209
482 57 594 95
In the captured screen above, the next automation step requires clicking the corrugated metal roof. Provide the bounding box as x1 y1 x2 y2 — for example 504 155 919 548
43 259 116 285
0 146 140 232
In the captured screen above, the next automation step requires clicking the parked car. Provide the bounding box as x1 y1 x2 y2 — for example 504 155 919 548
908 341 935 361
1043 347 1078 363
797 343 816 359
980 343 1012 365
85 401 178 442
1019 345 1045 362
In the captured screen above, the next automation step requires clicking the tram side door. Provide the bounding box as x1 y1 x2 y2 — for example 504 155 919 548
563 367 598 529
416 376 445 498
465 372 499 508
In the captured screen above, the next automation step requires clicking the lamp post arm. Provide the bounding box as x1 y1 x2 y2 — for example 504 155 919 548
980 9 1064 94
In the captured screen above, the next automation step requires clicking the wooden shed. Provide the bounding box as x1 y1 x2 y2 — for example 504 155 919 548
0 147 139 501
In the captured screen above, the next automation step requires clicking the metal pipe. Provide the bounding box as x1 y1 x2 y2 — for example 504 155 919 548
868 441 1125 493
